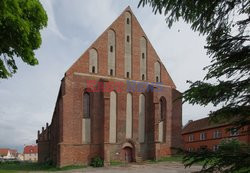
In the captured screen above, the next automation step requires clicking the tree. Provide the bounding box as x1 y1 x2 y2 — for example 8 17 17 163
0 0 47 79
138 0 250 172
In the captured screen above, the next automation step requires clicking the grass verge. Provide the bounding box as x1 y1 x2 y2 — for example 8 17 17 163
0 162 85 172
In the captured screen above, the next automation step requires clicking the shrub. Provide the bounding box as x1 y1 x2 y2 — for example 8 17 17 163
90 156 104 167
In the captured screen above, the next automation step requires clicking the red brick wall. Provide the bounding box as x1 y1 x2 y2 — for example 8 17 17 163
38 7 182 167
182 125 250 151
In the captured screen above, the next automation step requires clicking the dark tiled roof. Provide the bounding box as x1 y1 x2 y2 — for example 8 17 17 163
182 117 228 134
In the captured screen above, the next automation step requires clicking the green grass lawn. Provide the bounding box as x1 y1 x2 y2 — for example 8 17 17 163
146 155 183 164
0 162 85 172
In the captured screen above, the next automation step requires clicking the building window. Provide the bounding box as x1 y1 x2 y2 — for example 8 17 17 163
83 92 90 118
142 53 145 59
213 130 221 138
110 46 113 52
160 97 166 121
230 128 239 136
127 35 130 42
92 66 95 73
127 18 130 24
142 74 145 80
156 76 159 82
200 132 206 140
213 145 219 151
188 134 194 142
110 69 113 76
127 72 130 78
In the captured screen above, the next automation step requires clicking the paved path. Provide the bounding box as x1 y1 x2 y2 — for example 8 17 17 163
56 162 201 173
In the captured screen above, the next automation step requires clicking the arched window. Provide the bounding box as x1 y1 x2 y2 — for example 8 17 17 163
127 18 130 24
154 61 161 82
108 30 116 76
83 92 90 118
89 49 98 73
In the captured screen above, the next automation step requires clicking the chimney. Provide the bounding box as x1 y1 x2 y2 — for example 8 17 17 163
46 123 49 129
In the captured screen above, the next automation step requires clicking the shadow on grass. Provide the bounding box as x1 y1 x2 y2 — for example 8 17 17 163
0 162 85 172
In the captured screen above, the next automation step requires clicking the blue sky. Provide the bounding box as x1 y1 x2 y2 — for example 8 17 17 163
0 0 217 152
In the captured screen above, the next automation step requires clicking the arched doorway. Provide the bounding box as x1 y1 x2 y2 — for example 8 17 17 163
123 147 133 163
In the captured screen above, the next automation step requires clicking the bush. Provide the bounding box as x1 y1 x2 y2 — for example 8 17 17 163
90 156 104 167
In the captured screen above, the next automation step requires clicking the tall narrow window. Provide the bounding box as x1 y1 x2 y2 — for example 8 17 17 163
109 91 117 143
108 30 116 76
139 94 145 143
142 53 145 59
82 91 91 144
159 97 166 142
160 97 166 120
83 92 90 118
89 49 98 73
126 93 132 139
154 61 161 82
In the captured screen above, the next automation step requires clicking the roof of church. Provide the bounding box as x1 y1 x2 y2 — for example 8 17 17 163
65 6 176 88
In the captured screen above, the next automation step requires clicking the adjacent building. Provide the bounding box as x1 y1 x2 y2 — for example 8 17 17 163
23 145 38 162
182 117 250 151
37 6 182 167
0 148 18 159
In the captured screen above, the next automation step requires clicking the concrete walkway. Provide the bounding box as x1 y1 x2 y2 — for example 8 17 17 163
56 162 201 173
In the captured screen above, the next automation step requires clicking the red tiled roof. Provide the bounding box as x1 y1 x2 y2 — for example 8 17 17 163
0 148 9 156
182 117 228 134
23 145 38 154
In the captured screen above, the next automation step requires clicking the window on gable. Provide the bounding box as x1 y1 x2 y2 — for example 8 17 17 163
92 66 95 73
127 72 130 78
127 35 130 42
127 18 130 24
110 69 113 76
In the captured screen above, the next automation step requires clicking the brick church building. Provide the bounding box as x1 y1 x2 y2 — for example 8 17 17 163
37 7 182 167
